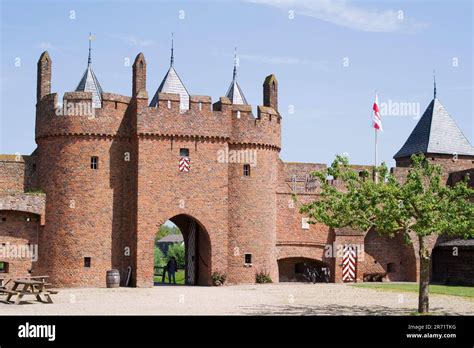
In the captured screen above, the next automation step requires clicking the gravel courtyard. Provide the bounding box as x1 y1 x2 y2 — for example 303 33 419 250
1 283 472 315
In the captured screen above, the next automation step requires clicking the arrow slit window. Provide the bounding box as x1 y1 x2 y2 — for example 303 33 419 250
243 164 251 177
91 156 98 170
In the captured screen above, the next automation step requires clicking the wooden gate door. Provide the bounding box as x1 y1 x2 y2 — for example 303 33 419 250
185 220 197 285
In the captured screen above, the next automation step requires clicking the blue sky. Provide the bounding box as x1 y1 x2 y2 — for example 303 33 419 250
0 0 472 166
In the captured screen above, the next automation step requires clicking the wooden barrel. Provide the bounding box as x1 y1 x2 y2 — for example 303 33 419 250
106 269 120 288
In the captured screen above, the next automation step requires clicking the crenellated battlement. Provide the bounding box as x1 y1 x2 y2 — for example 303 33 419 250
35 51 281 149
35 91 131 140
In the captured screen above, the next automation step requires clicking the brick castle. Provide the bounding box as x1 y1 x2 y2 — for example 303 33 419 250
1 44 473 287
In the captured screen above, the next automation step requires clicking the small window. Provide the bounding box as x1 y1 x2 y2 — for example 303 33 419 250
167 100 171 109
44 59 49 70
91 156 99 170
84 257 91 268
236 110 241 119
301 218 310 230
32 164 37 171
1 217 5 222
243 164 251 177
0 261 9 273
180 148 189 157
198 102 202 111
387 262 395 273
244 253 252 265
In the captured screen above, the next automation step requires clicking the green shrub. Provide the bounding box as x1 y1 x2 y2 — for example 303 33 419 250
211 271 227 286
256 270 272 284
154 247 166 268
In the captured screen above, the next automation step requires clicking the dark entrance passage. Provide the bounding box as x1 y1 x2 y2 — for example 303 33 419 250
278 257 331 283
432 241 474 285
154 214 211 286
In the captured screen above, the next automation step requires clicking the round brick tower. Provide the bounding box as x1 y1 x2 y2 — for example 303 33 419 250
226 75 281 283
34 51 132 287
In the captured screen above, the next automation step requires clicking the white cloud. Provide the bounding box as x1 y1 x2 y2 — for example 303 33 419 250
125 36 156 47
108 34 156 47
239 54 327 67
37 42 57 50
246 0 427 33
213 51 327 67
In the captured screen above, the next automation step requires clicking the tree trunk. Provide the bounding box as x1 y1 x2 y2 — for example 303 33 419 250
418 235 431 313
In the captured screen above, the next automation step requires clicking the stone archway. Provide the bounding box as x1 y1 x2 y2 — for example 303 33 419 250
154 214 212 286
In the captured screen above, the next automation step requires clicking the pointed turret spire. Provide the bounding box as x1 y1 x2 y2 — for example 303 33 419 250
225 47 248 105
75 33 103 108
149 33 190 110
170 32 174 67
433 70 437 99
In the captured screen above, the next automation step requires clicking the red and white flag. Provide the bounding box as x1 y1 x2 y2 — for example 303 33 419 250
372 93 383 131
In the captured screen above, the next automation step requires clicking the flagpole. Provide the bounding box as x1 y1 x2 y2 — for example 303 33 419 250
374 90 378 183
375 128 378 183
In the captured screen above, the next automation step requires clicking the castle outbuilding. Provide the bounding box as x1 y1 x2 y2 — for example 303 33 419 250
0 43 473 287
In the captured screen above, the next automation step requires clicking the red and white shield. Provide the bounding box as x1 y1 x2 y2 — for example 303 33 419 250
179 157 190 172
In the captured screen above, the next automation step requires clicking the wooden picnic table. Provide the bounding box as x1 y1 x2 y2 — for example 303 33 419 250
5 279 54 305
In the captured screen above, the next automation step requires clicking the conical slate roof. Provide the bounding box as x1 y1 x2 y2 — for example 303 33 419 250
149 66 190 110
394 98 474 158
75 67 103 108
226 80 248 105
75 34 103 108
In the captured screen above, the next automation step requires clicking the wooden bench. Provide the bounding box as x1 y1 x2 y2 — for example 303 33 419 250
5 279 55 305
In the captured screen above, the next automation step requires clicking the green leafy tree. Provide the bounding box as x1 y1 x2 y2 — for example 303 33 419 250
167 243 185 269
300 154 473 313
154 247 166 269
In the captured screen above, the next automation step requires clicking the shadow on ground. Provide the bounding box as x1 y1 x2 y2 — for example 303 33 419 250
240 304 465 316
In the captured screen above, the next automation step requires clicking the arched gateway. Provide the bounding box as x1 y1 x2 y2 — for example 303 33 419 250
159 214 212 286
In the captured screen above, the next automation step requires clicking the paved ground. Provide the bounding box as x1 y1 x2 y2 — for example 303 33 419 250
0 283 472 315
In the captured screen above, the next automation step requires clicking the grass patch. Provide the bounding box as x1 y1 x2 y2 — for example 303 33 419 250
154 269 185 285
352 283 474 299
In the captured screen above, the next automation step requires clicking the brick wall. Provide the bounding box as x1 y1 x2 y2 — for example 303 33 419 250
0 155 38 193
134 137 230 287
0 210 40 279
